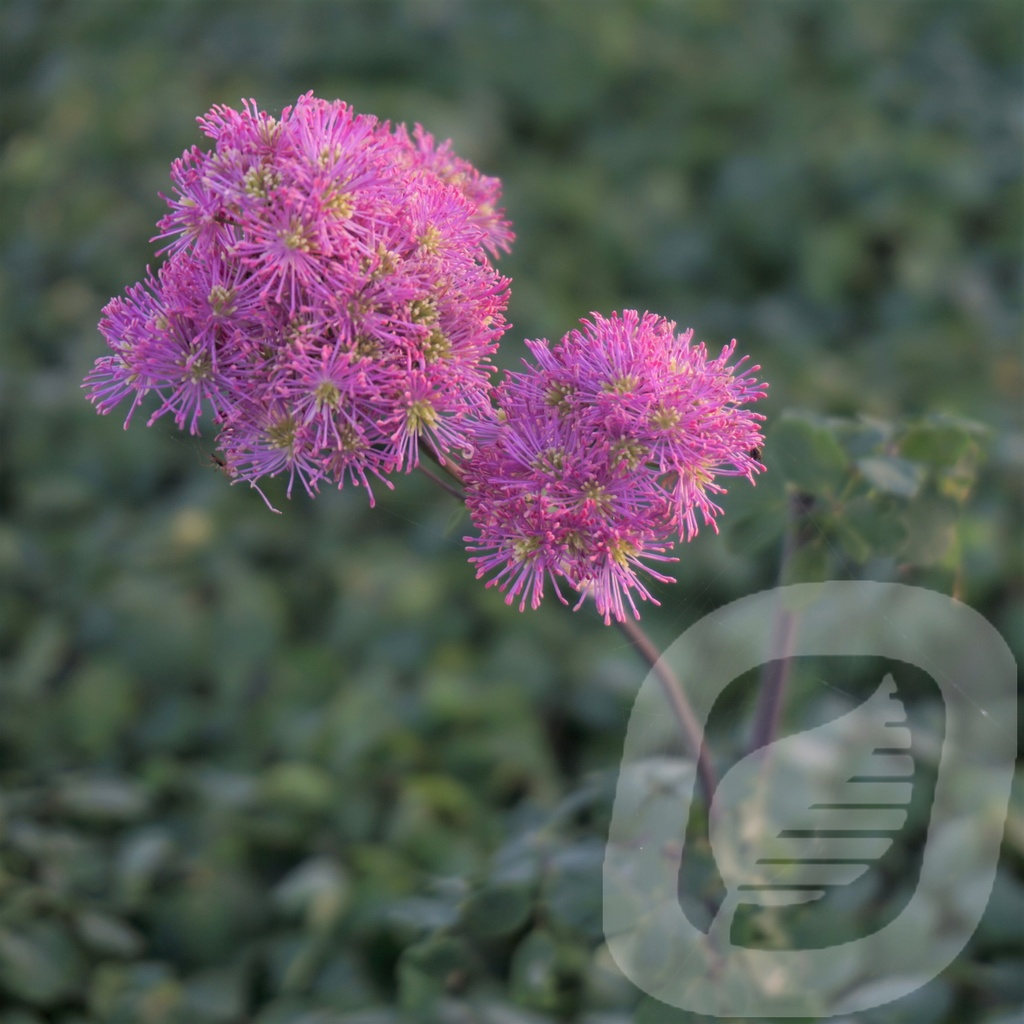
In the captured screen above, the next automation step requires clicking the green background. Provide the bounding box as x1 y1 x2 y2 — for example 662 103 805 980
1 2 1021 1021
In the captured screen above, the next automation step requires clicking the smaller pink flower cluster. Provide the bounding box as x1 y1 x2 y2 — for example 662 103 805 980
84 93 512 504
463 311 766 624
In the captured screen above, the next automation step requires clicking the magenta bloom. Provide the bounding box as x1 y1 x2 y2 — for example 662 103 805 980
463 311 767 624
84 93 512 505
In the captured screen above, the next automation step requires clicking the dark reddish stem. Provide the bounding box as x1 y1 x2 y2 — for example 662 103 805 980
615 615 718 816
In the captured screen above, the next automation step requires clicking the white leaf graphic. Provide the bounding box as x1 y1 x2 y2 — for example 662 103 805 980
708 674 912 944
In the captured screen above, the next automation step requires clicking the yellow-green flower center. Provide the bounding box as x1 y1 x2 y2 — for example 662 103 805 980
410 298 437 325
208 285 236 317
608 537 639 567
513 536 541 561
651 403 681 429
422 329 451 363
314 381 341 411
353 334 380 359
244 164 281 198
418 225 442 253
545 382 574 413
603 373 640 395
610 438 649 470
278 218 312 252
265 415 297 450
187 352 212 384
337 423 364 454
324 190 353 218
406 399 438 434
532 446 566 474
581 480 612 512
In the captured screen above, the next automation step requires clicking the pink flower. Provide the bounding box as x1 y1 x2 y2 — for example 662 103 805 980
463 311 766 624
85 93 513 506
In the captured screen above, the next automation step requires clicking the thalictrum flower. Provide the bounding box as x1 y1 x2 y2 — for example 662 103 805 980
85 92 512 506
463 310 767 624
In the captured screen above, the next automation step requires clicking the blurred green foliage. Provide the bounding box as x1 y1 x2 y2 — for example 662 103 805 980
0 1 1021 1021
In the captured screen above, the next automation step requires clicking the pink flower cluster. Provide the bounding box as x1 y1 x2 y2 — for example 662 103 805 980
85 95 769 622
84 93 512 504
463 311 766 623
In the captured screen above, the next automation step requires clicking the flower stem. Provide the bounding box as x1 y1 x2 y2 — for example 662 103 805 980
615 615 718 815
422 438 465 486
417 461 465 501
748 491 812 753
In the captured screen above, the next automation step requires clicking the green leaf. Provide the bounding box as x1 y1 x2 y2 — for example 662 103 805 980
181 967 248 1024
87 962 182 1022
0 922 85 1007
829 415 895 459
837 495 908 561
73 910 144 958
856 456 926 499
898 413 989 468
460 878 534 938
260 763 336 813
781 538 830 585
56 777 149 822
401 934 472 979
509 929 583 1013
396 934 474 1009
541 841 605 938
272 856 351 932
901 495 960 566
62 660 137 756
115 827 175 907
768 415 849 497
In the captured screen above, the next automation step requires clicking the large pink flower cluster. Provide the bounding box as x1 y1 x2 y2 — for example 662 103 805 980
463 311 767 623
84 93 512 504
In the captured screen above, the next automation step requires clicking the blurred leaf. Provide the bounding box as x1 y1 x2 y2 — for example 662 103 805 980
57 777 149 822
272 856 351 933
901 494 960 566
61 659 137 755
0 921 86 1007
508 929 582 1013
835 495 908 563
180 966 248 1024
781 537 830 585
856 456 926 499
87 962 182 1022
769 415 850 498
540 840 605 939
261 763 336 814
460 878 534 939
397 934 474 1009
5 615 66 698
73 910 144 958
115 827 175 907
